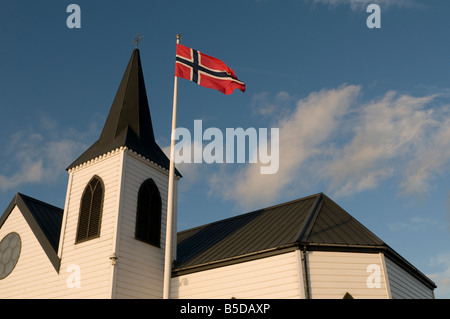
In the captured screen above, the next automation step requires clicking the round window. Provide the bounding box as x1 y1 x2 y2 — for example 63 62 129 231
0 232 22 280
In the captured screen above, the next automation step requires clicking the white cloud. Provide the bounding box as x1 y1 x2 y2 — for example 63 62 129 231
251 91 292 118
208 84 361 208
321 91 441 197
205 84 450 209
399 117 450 195
0 115 94 192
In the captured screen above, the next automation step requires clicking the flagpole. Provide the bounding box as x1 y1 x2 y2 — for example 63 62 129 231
163 34 181 299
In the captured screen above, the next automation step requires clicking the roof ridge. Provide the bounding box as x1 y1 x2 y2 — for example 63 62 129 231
319 193 386 244
296 192 324 242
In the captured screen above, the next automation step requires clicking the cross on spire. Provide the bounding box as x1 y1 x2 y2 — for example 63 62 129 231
132 33 144 49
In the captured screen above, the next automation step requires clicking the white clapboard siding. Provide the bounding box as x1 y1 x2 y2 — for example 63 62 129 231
307 251 389 299
0 207 61 298
112 150 174 299
384 257 434 299
171 251 302 299
56 149 124 298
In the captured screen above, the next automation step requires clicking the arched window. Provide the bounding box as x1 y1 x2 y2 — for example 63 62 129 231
76 176 104 243
135 179 162 247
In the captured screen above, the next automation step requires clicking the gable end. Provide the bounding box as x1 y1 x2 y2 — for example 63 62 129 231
0 193 63 272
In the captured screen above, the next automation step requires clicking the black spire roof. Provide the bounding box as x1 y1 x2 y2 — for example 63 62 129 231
67 49 175 174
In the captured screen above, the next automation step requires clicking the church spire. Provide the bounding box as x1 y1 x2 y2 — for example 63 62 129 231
67 48 173 173
98 48 156 146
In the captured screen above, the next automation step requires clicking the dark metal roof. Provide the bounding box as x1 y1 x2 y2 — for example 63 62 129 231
302 195 384 246
175 193 388 270
175 194 318 270
18 193 63 251
0 193 63 271
67 49 178 176
174 193 436 289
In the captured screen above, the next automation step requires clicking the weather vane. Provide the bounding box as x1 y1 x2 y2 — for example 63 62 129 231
132 33 144 49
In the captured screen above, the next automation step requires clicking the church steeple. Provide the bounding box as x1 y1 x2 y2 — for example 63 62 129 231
57 45 180 299
67 49 172 172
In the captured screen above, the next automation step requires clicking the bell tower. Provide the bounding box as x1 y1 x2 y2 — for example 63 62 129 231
57 48 180 298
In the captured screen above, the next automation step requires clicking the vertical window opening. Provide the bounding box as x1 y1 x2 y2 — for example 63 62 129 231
76 176 104 243
135 179 162 247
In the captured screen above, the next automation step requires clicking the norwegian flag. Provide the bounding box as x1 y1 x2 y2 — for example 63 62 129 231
175 44 246 95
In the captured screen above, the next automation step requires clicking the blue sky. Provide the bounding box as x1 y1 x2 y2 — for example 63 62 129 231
1 0 449 298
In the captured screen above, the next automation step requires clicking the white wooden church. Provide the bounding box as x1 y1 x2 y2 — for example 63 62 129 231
0 48 436 299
